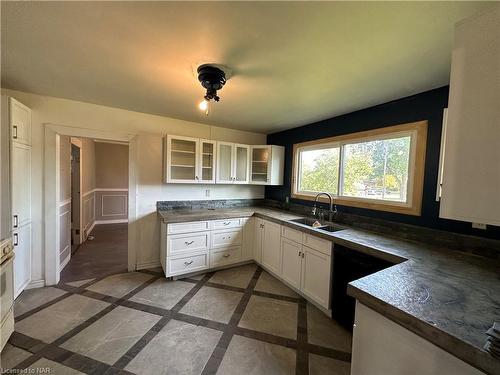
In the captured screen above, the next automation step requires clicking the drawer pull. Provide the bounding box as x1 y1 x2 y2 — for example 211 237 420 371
223 254 230 258
184 260 194 266
223 222 230 225
184 240 195 245
221 236 232 240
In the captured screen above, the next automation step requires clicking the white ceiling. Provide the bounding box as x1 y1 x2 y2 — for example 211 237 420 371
1 1 493 134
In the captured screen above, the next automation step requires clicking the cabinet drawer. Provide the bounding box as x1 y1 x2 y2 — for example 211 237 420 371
167 231 210 256
167 253 209 276
210 246 242 268
281 225 302 243
211 229 242 249
303 234 331 256
210 218 242 230
167 221 210 234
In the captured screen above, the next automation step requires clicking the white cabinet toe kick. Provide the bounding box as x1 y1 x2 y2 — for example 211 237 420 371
160 216 333 311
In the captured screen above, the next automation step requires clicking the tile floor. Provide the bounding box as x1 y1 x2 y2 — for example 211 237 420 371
1 265 352 375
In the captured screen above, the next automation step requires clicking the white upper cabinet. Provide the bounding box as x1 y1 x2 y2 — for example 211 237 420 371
250 145 285 185
439 6 500 226
216 142 249 184
9 98 31 146
165 135 216 184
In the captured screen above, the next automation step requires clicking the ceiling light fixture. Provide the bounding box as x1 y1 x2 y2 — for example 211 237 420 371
197 64 226 116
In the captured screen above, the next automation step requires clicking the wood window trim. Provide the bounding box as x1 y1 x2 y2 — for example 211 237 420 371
291 120 428 216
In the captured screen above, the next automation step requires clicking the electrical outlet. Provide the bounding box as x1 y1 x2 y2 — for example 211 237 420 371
472 222 487 230
205 189 210 197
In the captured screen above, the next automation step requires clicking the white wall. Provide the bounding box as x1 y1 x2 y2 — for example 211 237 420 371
1 89 266 282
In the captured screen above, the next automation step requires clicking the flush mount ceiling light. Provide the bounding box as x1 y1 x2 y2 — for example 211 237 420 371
197 64 226 115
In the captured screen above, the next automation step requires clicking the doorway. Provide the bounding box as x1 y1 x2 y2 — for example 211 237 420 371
60 137 130 283
43 124 137 286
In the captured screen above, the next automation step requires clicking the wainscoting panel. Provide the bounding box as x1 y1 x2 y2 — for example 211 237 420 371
95 189 128 222
82 191 96 238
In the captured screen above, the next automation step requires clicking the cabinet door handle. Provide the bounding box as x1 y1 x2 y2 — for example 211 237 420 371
13 215 18 228
12 126 18 139
298 251 302 257
223 254 230 258
195 176 199 180
13 233 18 246
184 240 194 245
184 260 194 266
302 253 305 258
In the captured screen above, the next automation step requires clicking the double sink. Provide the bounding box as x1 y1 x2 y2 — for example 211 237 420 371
288 217 345 233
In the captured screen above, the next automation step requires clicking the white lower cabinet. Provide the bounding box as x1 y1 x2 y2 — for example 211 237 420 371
253 218 264 263
281 238 302 290
280 227 332 310
210 246 242 268
161 217 249 277
261 220 282 275
351 302 484 375
301 245 331 308
241 218 254 261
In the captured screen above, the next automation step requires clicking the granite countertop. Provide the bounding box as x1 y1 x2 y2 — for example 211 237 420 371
158 207 500 375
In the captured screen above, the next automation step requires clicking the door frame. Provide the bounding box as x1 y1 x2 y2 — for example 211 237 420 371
44 123 137 285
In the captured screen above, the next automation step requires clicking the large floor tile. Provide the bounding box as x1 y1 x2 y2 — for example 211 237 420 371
28 358 84 375
129 279 193 310
15 294 109 343
254 271 298 297
238 295 298 339
180 286 242 323
64 278 95 288
209 264 257 289
188 273 206 281
0 344 32 369
61 306 160 364
217 335 295 375
307 304 352 353
309 354 350 375
86 272 154 298
14 287 67 317
125 319 221 375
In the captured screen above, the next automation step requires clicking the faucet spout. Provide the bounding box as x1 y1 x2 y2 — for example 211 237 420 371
312 192 337 221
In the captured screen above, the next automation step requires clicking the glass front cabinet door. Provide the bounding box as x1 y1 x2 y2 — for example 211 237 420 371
199 139 216 183
166 135 199 183
216 142 249 184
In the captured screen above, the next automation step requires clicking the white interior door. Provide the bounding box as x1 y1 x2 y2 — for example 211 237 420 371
71 143 81 246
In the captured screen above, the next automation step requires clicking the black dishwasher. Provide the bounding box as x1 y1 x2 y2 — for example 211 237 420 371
331 245 392 330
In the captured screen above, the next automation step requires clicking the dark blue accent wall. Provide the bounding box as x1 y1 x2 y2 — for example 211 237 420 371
266 86 500 240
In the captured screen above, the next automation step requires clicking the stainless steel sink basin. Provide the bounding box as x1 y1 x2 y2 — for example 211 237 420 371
289 217 326 227
289 217 346 233
317 225 344 233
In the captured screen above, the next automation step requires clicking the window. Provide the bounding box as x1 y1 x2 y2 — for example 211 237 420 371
292 121 427 215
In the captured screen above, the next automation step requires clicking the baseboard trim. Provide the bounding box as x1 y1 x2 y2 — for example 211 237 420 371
60 253 71 270
136 261 161 270
94 219 128 225
26 279 45 289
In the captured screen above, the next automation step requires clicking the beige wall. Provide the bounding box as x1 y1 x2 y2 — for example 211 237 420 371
95 142 128 189
1 89 266 281
81 138 96 194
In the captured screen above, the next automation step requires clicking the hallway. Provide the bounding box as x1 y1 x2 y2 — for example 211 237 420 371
60 223 128 284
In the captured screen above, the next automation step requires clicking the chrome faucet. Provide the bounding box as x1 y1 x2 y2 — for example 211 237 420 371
312 192 337 222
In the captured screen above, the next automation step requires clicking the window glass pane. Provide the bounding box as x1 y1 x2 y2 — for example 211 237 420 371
341 136 411 202
298 147 339 194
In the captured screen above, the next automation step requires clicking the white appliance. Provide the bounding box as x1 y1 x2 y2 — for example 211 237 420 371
0 98 15 351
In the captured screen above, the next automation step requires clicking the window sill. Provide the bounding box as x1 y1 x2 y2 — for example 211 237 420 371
291 192 421 216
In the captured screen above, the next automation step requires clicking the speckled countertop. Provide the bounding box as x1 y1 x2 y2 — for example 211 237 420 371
158 207 500 375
